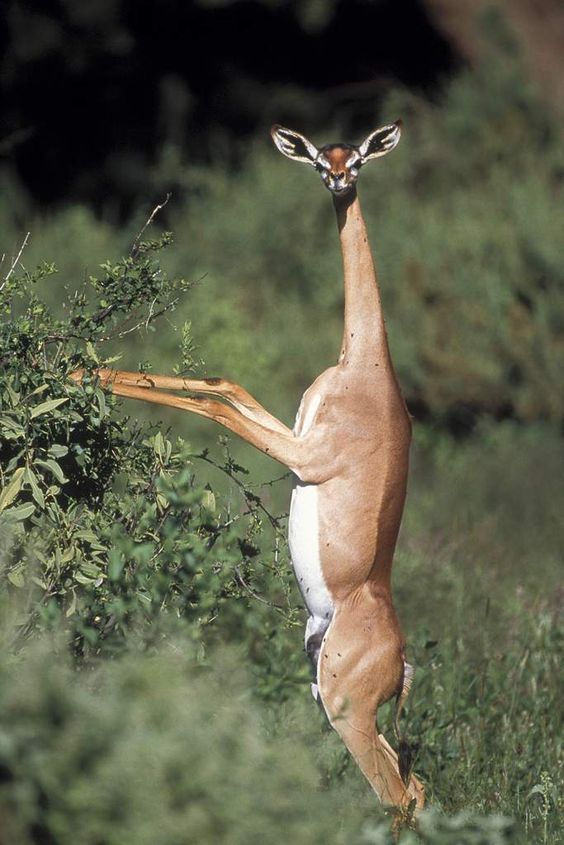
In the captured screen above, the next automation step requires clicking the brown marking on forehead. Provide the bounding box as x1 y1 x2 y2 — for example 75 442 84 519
321 145 356 172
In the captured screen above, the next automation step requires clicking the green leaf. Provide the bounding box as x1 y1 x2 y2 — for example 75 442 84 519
74 571 98 586
0 416 25 439
202 490 216 513
156 492 169 511
36 459 68 484
48 444 69 458
527 784 546 800
82 627 99 645
2 503 35 522
74 530 99 543
108 550 125 582
27 383 49 398
86 341 100 363
5 383 20 407
65 590 78 618
24 467 45 509
154 431 165 458
0 466 25 511
5 454 24 474
8 570 25 588
29 397 69 419
95 387 106 418
30 575 47 589
80 562 102 578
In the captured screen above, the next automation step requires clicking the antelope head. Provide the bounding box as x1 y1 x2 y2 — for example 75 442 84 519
271 121 402 196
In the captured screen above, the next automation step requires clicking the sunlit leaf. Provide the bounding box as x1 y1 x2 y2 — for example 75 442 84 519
86 340 100 363
48 444 69 458
36 459 68 484
25 466 45 509
0 466 25 511
2 502 35 522
8 569 25 588
27 383 49 398
29 397 69 419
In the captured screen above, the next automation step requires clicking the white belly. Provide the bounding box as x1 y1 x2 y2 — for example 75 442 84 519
288 480 334 621
289 390 334 621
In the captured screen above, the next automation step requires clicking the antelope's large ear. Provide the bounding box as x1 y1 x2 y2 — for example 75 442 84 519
358 121 402 163
270 125 319 166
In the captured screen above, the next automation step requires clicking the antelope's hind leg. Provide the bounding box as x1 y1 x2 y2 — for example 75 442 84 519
316 597 425 810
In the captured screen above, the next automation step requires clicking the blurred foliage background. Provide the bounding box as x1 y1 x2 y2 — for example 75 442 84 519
1 1 563 842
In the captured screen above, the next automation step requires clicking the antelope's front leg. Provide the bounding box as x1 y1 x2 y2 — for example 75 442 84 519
69 368 335 484
69 368 291 435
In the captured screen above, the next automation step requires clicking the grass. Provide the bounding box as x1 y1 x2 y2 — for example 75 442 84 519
0 423 562 844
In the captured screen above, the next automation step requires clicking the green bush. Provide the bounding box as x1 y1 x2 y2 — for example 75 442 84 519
1 637 556 845
0 227 299 662
0 644 360 845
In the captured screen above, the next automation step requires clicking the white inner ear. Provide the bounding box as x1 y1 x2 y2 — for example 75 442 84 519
272 127 319 165
346 151 362 170
359 123 401 161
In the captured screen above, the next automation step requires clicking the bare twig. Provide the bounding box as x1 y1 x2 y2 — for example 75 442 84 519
252 471 291 490
1 232 30 290
42 295 182 346
195 449 286 531
234 566 286 612
100 295 181 341
144 296 158 330
130 194 171 258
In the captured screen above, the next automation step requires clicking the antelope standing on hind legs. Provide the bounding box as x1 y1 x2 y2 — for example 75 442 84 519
71 121 425 811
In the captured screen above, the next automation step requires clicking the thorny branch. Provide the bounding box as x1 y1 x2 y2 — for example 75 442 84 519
195 448 287 532
234 566 286 613
194 444 295 615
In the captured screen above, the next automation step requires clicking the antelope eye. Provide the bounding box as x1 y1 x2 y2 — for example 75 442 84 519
314 161 326 172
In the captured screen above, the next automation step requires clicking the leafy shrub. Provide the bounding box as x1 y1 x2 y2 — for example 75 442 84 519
0 226 298 660
0 628 557 845
1 636 556 845
0 644 359 845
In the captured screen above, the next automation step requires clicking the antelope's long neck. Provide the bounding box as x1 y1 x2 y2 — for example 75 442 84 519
334 189 392 368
